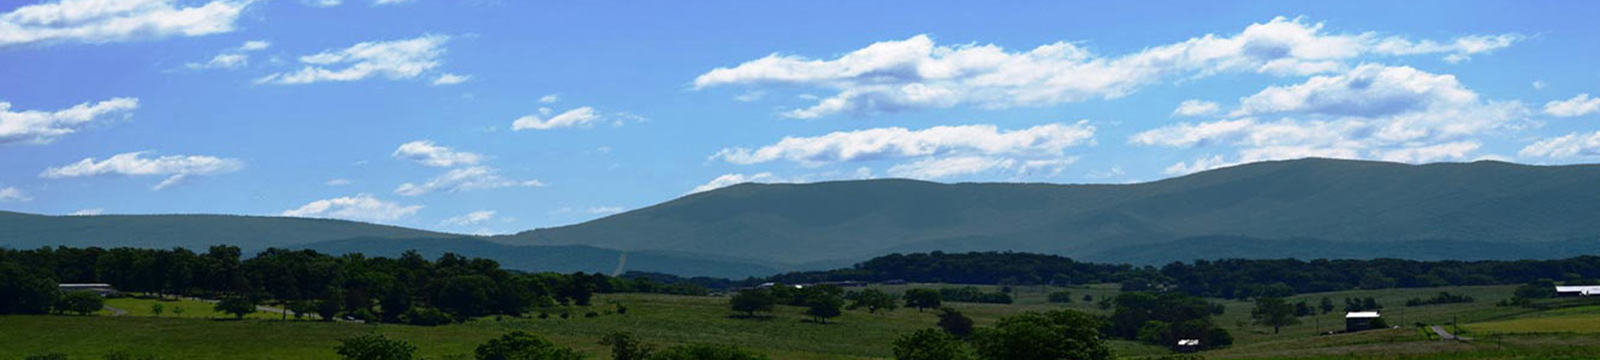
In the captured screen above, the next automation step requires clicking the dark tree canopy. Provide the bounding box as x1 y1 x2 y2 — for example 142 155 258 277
893 328 973 360
474 331 584 360
337 334 416 360
971 310 1114 360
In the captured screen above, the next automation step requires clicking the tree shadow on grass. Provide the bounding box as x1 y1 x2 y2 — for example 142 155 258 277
726 314 777 321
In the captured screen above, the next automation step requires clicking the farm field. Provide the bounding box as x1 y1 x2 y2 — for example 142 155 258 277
4 284 1598 359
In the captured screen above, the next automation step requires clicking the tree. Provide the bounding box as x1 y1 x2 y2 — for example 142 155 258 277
894 328 974 360
647 344 770 360
600 332 655 360
971 310 1113 360
1047 291 1073 303
804 293 844 324
0 263 58 314
55 292 104 315
1514 279 1557 299
215 296 257 320
151 303 164 317
729 288 776 318
475 331 584 360
337 334 415 360
1318 297 1335 314
1250 297 1299 334
903 289 942 312
846 289 898 313
172 305 185 318
936 307 974 338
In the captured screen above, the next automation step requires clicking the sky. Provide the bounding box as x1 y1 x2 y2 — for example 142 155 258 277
2 0 1599 235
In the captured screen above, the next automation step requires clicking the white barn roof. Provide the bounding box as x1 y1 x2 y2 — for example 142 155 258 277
1555 285 1600 293
1176 339 1200 346
1345 311 1381 318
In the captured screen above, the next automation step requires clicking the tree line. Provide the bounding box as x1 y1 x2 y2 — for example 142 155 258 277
0 245 708 324
745 251 1600 298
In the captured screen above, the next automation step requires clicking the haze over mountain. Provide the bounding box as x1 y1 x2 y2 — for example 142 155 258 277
8 158 1600 274
498 158 1600 265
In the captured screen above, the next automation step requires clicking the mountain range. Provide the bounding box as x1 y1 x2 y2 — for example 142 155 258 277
7 158 1600 276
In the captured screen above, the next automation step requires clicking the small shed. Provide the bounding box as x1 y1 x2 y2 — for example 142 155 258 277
1175 339 1200 353
1555 285 1600 297
58 283 117 296
1345 311 1381 332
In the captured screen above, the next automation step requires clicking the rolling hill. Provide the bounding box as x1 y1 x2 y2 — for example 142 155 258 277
496 158 1600 265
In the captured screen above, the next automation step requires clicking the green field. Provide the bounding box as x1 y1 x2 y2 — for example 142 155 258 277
4 284 1598 360
95 297 281 320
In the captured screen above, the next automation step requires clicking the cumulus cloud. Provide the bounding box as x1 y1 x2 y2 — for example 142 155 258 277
1132 64 1529 174
511 107 602 130
325 178 352 186
431 73 470 86
713 121 1096 166
394 166 544 196
1544 94 1600 117
392 140 483 167
40 151 243 190
538 94 559 103
1172 100 1220 117
0 0 256 47
440 210 495 226
256 35 459 85
0 186 28 202
887 156 1077 179
688 167 878 194
70 208 104 215
1520 130 1600 159
1 97 138 144
694 17 1520 118
689 172 789 194
185 39 270 70
281 194 421 222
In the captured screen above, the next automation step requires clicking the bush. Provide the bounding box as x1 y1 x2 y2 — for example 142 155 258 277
894 328 974 360
972 310 1113 360
102 351 161 360
584 311 599 318
214 296 257 320
55 292 105 315
1047 291 1074 303
1405 292 1475 307
474 331 583 360
337 334 415 360
647 344 770 360
937 287 1012 304
25 354 68 360
936 307 975 338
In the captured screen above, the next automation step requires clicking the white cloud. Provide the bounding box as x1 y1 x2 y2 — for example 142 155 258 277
586 206 625 214
303 0 341 7
1086 166 1126 180
256 35 458 85
1544 94 1600 117
281 194 421 222
70 208 104 215
185 40 270 70
694 17 1520 118
713 121 1096 166
1520 130 1600 159
40 151 243 190
373 0 412 5
0 186 29 202
0 0 256 47
512 107 603 130
1532 81 1547 90
1172 100 1220 117
392 140 483 167
1 97 138 144
538 94 559 103
432 73 470 86
1133 65 1529 174
886 155 1077 180
440 210 495 226
394 166 544 196
325 178 352 186
1163 155 1232 175
689 172 788 194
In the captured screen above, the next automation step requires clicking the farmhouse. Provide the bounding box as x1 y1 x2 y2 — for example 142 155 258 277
58 283 117 296
1554 285 1600 297
1345 311 1381 332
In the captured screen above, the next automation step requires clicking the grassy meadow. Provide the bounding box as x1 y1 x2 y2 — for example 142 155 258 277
3 284 1598 360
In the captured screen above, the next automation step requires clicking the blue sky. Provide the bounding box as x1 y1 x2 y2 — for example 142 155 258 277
2 0 1598 234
